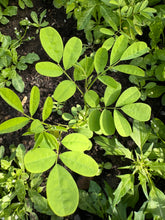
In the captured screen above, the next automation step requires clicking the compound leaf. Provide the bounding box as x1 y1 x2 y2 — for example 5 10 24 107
120 41 149 60
63 37 82 70
116 87 140 107
94 48 108 73
110 35 128 65
53 80 76 102
0 88 24 113
0 117 30 134
24 148 57 173
60 151 98 177
36 62 63 77
114 110 132 137
121 103 151 121
42 97 53 121
100 109 115 135
61 133 92 152
47 164 79 216
40 27 63 63
30 86 40 117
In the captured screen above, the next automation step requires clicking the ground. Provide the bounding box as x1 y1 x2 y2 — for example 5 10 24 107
0 0 164 219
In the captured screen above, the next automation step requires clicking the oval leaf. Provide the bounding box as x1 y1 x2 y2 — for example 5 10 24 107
112 64 145 76
0 88 23 113
0 117 30 134
30 86 40 117
100 109 115 135
63 37 82 70
42 97 53 121
84 90 99 107
53 80 76 102
116 87 141 107
47 164 79 217
110 35 128 65
121 103 151 121
73 56 94 81
88 109 101 131
94 48 108 74
60 151 98 177
36 62 63 77
120 41 149 60
102 37 115 51
40 27 63 63
61 133 92 152
114 110 132 137
24 148 57 173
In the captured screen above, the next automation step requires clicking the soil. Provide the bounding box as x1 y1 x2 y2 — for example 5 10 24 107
0 1 164 220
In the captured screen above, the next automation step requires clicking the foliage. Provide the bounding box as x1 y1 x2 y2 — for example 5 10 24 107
35 27 151 137
0 144 55 219
0 1 17 24
0 31 39 92
0 86 98 217
53 0 157 43
18 0 33 9
20 10 49 34
94 120 165 219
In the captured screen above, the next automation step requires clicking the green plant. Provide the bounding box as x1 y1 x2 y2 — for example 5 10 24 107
53 0 157 43
0 86 99 217
0 31 39 92
0 144 55 219
95 120 165 219
35 27 151 137
0 0 17 24
20 10 49 34
18 0 33 9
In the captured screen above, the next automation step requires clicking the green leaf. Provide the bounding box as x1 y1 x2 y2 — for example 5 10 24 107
112 65 145 76
94 48 108 73
113 174 134 207
120 42 149 60
146 85 165 98
130 120 151 148
47 164 79 216
84 90 99 107
29 190 54 215
100 109 115 135
73 56 94 81
15 179 26 202
36 62 63 77
24 148 57 173
40 27 63 63
30 86 40 116
94 136 132 159
110 35 128 65
42 132 59 150
121 103 151 121
99 76 121 106
63 37 82 70
147 186 165 219
16 144 26 170
60 151 98 177
0 117 30 134
77 7 94 30
42 97 53 121
116 87 141 107
100 5 118 31
88 109 101 132
53 80 76 102
102 37 114 51
0 88 24 113
61 133 92 152
114 110 132 137
30 119 44 133
12 73 25 93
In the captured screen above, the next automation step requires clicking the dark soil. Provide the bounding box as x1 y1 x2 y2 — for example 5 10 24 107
0 1 164 220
